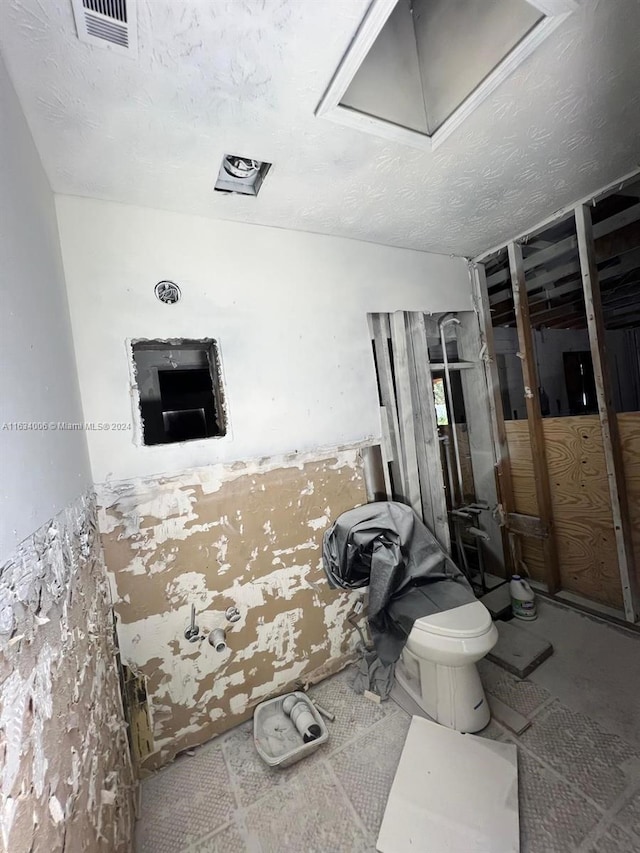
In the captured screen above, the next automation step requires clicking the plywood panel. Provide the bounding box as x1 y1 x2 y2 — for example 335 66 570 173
618 412 640 593
519 538 547 584
505 413 624 607
505 416 627 607
504 420 545 582
543 416 621 607
504 421 538 516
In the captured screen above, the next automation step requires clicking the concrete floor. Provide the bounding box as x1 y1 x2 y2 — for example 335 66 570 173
135 600 640 853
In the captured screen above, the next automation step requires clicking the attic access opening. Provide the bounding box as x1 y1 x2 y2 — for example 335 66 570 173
317 0 574 150
131 339 226 446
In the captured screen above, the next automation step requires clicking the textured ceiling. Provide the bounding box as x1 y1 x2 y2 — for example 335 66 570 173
1 0 639 256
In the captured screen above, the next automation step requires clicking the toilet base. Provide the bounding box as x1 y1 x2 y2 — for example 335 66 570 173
395 646 490 733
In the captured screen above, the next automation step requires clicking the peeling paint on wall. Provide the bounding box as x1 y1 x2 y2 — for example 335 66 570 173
98 446 369 773
0 493 135 853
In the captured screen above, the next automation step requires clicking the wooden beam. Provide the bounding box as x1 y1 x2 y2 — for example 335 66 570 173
508 241 561 593
429 361 476 371
371 314 405 499
493 281 640 330
406 312 450 551
390 311 422 516
575 204 639 623
507 513 549 540
489 246 640 310
471 263 517 572
486 202 640 291
594 220 640 261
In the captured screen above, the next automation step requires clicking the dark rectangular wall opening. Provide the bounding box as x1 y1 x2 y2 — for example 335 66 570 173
131 339 226 446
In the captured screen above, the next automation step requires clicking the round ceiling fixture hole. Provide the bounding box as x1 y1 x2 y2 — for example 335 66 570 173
155 281 181 305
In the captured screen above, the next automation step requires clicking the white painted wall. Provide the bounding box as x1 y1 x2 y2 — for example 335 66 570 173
0 56 90 562
56 196 473 484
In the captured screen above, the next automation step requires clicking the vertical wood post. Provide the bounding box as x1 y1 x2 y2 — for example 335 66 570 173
471 263 517 573
371 313 405 499
407 311 450 551
508 242 561 592
575 205 639 623
390 311 422 516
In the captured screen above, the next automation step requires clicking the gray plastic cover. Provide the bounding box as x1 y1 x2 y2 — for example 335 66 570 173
322 501 474 664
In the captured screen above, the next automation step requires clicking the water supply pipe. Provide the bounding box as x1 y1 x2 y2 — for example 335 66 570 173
438 313 463 506
439 434 456 508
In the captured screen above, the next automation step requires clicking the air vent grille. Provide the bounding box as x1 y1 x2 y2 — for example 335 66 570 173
72 0 137 57
85 12 128 46
83 0 127 23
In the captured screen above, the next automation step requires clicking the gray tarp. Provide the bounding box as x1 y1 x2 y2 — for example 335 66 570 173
322 501 474 667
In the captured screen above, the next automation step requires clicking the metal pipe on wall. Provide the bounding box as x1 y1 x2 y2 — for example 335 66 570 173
438 314 463 505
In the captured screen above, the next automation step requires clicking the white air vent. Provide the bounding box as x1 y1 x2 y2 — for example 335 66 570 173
71 0 138 57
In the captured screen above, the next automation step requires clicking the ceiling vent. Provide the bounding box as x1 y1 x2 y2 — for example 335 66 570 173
214 155 272 197
71 0 138 57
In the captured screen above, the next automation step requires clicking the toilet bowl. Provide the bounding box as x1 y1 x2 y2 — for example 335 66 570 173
394 600 498 733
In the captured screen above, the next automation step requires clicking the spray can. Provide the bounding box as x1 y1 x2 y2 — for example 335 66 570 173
510 575 537 621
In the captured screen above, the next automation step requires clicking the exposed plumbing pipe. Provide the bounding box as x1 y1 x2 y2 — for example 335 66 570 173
439 434 456 508
438 313 464 505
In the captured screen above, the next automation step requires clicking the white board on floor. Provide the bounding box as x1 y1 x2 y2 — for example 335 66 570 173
376 717 519 853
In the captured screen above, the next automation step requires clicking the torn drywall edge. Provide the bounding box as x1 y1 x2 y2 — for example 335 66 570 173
0 491 136 852
96 439 374 512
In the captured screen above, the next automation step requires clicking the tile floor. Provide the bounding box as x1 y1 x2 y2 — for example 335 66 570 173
136 601 640 853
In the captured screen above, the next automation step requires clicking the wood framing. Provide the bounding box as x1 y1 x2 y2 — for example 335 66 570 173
406 312 450 551
389 311 422 516
575 204 640 623
475 166 640 263
371 313 405 499
507 513 548 540
369 311 450 550
508 241 561 592
457 306 505 572
471 263 518 572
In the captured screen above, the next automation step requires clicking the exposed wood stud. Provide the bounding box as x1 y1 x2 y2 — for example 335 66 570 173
471 263 517 572
575 204 639 623
507 512 549 540
406 311 450 550
508 241 561 592
390 311 422 516
371 314 405 499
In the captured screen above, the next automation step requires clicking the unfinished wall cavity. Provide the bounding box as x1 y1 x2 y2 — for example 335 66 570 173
98 447 368 774
0 492 135 853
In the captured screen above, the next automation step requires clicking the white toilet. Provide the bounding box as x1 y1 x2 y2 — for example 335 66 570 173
395 599 498 733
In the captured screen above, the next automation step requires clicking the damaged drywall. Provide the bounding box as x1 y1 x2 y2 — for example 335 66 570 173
98 446 369 773
0 492 135 853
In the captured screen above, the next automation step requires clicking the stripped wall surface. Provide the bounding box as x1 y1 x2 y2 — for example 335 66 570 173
0 492 135 853
99 447 368 774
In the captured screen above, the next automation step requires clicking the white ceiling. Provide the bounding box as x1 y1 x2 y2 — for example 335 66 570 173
1 0 639 257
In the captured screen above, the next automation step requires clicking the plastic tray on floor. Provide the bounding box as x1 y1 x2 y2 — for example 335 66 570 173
253 691 329 768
